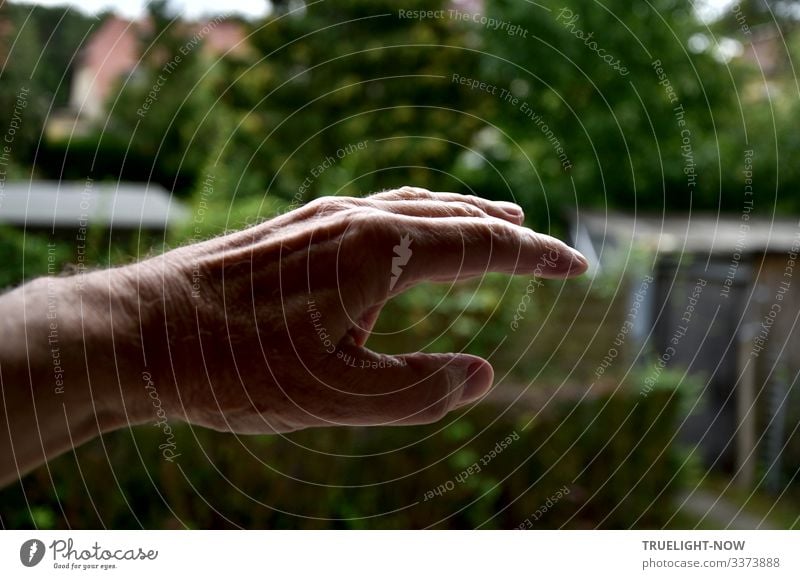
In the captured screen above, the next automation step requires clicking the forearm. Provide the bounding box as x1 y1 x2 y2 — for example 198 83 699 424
0 269 151 486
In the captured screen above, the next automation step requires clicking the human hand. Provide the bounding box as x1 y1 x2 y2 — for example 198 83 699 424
119 187 588 434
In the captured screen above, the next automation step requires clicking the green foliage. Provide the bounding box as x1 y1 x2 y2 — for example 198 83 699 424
473 0 740 219
11 3 100 108
0 3 98 163
82 2 225 194
0 227 71 288
10 0 800 218
0 224 155 291
221 0 486 204
368 276 514 359
0 387 684 529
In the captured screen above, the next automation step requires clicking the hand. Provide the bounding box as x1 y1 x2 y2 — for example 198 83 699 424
123 187 588 434
0 187 588 484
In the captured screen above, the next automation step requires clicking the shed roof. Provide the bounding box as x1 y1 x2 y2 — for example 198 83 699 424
570 211 800 272
0 181 188 230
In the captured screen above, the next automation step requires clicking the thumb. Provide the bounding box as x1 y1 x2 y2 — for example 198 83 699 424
319 347 494 427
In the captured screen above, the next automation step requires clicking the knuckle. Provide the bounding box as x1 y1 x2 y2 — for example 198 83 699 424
462 194 485 207
465 219 495 246
489 219 518 244
306 196 355 216
395 357 456 424
418 359 460 423
532 233 558 257
335 209 395 297
398 185 431 197
451 201 486 217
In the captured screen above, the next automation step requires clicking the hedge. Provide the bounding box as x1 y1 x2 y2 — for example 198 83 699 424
0 385 685 529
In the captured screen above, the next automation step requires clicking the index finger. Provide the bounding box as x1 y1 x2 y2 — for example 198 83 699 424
346 212 588 297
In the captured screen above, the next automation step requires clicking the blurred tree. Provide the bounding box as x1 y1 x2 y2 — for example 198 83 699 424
717 0 800 31
20 4 100 108
221 0 486 205
738 27 800 214
708 0 800 215
472 0 741 219
0 2 44 161
0 3 97 166
9 0 798 222
99 0 226 193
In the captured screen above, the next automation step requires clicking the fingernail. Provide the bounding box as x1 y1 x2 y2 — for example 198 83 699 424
460 361 494 404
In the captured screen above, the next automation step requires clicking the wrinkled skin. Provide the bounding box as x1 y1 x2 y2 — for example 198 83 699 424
133 187 588 433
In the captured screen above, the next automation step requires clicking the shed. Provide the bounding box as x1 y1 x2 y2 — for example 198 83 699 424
0 180 189 269
571 211 800 489
0 180 188 230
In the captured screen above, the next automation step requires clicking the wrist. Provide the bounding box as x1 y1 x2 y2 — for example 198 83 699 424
57 268 149 431
110 253 199 426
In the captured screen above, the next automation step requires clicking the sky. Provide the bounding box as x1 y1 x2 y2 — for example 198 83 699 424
17 0 737 21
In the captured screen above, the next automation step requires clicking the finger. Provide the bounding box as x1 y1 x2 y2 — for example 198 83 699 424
275 194 521 229
398 215 588 282
314 346 494 426
370 200 492 221
369 187 524 225
343 213 588 297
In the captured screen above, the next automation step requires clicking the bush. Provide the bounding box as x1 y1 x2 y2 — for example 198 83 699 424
1 386 684 529
38 136 196 193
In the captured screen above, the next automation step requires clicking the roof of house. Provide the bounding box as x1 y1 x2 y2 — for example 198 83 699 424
0 181 188 230
76 16 141 112
570 211 800 270
71 16 248 117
